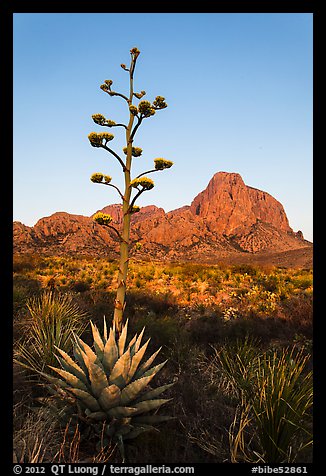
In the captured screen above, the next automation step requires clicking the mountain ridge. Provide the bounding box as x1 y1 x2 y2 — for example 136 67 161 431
13 172 312 267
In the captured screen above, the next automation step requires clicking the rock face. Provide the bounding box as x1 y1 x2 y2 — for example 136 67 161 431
13 172 312 264
190 172 291 236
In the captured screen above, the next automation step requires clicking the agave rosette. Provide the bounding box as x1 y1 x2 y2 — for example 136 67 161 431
42 319 174 443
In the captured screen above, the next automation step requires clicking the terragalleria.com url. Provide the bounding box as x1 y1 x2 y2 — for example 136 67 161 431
48 465 195 475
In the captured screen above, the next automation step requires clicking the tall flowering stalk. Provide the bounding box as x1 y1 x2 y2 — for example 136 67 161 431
88 47 173 334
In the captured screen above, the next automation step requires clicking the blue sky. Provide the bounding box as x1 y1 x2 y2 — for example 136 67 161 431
13 13 313 241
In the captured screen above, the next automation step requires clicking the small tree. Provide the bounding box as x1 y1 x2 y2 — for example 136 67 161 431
88 47 173 334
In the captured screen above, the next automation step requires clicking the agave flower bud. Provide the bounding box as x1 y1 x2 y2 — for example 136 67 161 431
92 114 107 126
88 132 103 148
103 175 112 184
88 132 114 147
104 79 113 87
154 158 173 170
130 177 154 190
100 132 114 144
93 212 113 226
92 114 116 127
90 173 104 183
138 101 156 118
153 96 167 109
100 84 109 92
123 146 143 157
130 47 140 58
120 63 128 70
129 105 138 116
130 206 141 214
134 90 146 99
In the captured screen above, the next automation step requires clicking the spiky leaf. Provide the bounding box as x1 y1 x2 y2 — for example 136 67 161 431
108 406 137 418
137 383 175 402
102 327 118 373
109 348 131 387
121 373 157 405
90 321 105 359
132 415 175 424
134 327 145 353
123 424 158 440
74 334 100 369
54 346 88 385
118 319 129 357
98 384 121 411
48 366 88 392
85 411 107 421
88 361 109 398
134 347 162 379
139 360 168 380
103 316 108 343
127 339 150 383
67 388 101 412
133 399 172 415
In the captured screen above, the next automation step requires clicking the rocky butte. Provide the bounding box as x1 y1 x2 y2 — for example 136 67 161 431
13 172 312 267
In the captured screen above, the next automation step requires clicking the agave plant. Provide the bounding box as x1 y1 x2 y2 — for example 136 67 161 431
41 318 174 460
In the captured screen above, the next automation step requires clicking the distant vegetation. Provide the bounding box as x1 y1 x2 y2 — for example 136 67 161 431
13 253 312 463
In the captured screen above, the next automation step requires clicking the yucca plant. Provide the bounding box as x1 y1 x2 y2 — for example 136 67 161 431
251 347 313 462
14 290 87 377
41 318 174 461
216 340 313 463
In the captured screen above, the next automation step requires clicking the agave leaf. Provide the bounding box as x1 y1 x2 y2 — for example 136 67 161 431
127 332 138 354
127 338 150 383
132 398 172 415
74 334 98 365
109 348 131 387
118 319 129 357
136 383 175 402
98 384 121 411
114 424 134 437
90 321 105 359
103 327 118 373
132 415 175 424
103 316 108 343
88 361 109 398
121 373 157 405
138 360 168 380
67 387 101 412
85 411 107 421
73 338 89 376
38 370 68 389
107 406 137 418
134 327 145 353
48 366 88 391
123 424 158 440
134 347 162 379
54 346 88 385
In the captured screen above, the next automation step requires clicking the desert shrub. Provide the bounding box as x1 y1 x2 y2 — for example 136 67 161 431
72 281 91 293
13 276 42 318
13 254 40 273
280 293 313 335
185 315 226 346
231 264 259 277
